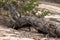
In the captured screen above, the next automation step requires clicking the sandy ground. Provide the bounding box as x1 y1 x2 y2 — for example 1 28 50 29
0 25 59 40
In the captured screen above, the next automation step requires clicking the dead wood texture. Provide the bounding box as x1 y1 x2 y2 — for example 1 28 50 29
5 3 60 37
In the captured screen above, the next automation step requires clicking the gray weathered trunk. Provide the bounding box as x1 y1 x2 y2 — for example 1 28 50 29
40 0 60 3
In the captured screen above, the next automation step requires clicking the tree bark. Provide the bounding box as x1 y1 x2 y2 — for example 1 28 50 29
38 4 60 15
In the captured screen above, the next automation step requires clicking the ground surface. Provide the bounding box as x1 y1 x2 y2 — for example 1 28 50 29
0 25 59 40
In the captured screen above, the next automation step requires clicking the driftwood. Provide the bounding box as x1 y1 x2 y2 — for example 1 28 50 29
5 3 60 37
40 0 60 3
38 4 60 15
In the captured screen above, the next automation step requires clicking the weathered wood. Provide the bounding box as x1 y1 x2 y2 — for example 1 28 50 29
40 0 60 3
21 16 58 37
38 4 60 15
5 4 20 20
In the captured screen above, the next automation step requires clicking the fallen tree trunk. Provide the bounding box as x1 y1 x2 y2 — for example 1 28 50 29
38 4 60 15
40 0 60 3
5 3 60 37
20 16 58 37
